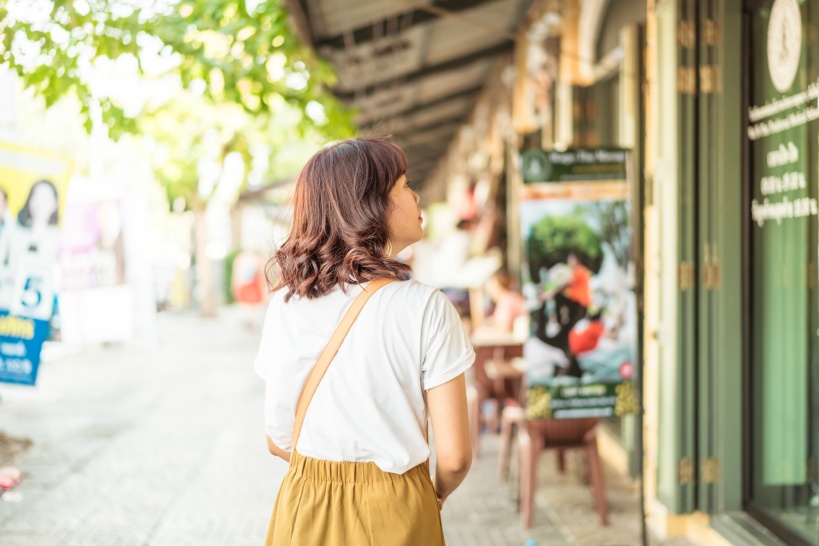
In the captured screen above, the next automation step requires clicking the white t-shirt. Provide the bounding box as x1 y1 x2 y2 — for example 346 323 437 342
254 279 475 474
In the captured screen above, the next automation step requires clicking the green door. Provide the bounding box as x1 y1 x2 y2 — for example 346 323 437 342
696 0 745 516
655 0 745 516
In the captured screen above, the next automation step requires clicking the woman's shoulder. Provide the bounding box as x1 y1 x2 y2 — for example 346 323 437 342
266 287 289 305
385 278 448 304
265 279 449 312
385 279 459 321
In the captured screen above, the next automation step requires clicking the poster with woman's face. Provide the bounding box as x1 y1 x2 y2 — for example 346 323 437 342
0 143 71 386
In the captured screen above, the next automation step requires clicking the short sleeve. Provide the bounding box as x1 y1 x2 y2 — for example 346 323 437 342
421 290 476 390
254 301 277 380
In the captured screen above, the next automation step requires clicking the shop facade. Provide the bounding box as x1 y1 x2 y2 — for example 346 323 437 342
648 0 817 544
497 0 818 543
291 0 817 542
425 0 818 542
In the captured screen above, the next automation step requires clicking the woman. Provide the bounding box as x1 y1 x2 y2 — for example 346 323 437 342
483 269 527 333
254 138 474 545
0 180 60 318
11 179 61 265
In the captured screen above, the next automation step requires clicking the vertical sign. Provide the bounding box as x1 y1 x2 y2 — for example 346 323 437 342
746 0 813 489
520 148 638 419
0 143 71 385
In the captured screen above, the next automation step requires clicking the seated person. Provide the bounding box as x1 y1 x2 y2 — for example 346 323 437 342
470 270 528 409
482 269 527 334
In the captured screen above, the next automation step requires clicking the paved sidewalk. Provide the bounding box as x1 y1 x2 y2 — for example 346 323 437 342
441 434 569 546
1 309 284 546
0 308 689 546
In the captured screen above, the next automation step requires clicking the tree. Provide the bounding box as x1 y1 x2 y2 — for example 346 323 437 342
140 92 326 316
2 0 355 315
582 201 631 270
526 213 604 284
1 0 353 139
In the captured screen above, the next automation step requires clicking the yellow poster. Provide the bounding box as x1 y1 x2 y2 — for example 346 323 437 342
0 142 72 385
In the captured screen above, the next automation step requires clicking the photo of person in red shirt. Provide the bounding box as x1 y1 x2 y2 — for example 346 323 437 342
568 310 605 356
536 252 593 377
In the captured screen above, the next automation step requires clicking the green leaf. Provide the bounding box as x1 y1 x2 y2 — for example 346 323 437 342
3 0 354 140
2 0 355 212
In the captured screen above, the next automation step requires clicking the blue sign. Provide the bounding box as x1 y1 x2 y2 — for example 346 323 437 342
0 310 50 385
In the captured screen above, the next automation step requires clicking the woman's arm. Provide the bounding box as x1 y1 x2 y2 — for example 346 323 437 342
266 435 291 463
427 373 472 507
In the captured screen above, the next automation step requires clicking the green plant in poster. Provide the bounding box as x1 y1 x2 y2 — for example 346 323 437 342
526 213 603 284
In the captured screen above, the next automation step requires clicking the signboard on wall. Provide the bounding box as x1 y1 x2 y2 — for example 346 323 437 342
746 0 814 488
520 147 638 419
521 148 628 184
0 143 71 385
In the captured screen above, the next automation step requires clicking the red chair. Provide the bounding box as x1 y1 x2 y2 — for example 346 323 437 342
498 410 609 528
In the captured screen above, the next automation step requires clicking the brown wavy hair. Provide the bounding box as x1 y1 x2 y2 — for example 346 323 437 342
269 138 412 301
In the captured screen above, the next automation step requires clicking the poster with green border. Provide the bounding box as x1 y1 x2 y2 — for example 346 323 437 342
520 147 638 419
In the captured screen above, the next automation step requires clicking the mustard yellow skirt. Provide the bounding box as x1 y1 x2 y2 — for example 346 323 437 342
264 451 445 546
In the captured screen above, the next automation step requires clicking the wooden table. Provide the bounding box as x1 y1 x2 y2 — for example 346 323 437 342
468 328 525 456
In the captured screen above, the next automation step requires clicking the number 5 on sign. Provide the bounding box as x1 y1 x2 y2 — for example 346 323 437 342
9 264 55 320
21 276 44 308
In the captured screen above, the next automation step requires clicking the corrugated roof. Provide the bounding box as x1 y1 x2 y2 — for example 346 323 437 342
287 0 534 185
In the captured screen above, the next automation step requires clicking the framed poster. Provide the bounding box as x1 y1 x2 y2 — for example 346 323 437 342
520 148 639 419
0 143 71 385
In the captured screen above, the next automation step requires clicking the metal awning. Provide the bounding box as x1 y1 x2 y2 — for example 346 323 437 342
285 0 534 186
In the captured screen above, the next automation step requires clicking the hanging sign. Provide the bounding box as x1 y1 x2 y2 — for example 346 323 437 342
521 148 627 184
520 147 638 419
0 143 71 385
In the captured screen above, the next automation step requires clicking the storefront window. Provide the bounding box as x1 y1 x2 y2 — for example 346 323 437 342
748 1 819 543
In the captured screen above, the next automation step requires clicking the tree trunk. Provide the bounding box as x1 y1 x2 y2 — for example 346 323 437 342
193 204 217 317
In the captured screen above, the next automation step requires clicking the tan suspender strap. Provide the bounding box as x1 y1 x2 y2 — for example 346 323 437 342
290 278 397 456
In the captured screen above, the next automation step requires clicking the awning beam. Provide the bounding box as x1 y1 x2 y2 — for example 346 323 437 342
315 0 500 49
335 41 511 100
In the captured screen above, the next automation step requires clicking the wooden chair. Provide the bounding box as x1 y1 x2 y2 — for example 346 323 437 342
468 342 524 457
466 384 481 459
497 403 526 481
495 368 609 527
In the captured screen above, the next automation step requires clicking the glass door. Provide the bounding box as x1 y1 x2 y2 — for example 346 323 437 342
746 1 819 543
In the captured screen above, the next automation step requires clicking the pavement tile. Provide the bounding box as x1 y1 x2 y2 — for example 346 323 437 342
0 308 693 546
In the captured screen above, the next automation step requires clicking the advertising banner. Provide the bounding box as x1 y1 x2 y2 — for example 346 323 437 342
520 148 638 419
60 200 126 291
0 143 71 385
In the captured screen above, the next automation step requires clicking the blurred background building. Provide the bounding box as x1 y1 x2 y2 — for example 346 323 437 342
1 0 817 545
